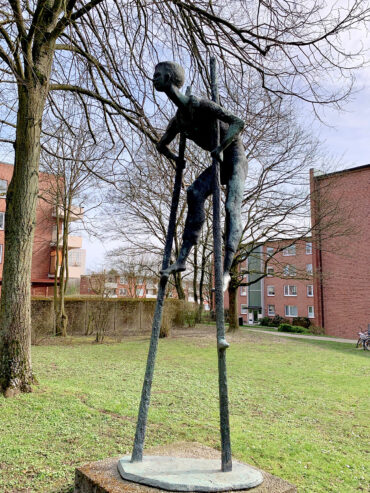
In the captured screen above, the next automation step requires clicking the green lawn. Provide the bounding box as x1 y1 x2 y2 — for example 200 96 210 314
0 328 368 492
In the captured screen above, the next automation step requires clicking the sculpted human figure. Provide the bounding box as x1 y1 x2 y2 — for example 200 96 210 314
154 62 247 346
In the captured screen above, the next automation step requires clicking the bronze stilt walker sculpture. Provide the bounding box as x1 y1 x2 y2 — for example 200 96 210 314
118 58 263 492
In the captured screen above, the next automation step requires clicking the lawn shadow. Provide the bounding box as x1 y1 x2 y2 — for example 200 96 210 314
50 485 73 493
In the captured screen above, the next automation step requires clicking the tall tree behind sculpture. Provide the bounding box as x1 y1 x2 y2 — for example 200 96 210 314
0 1 369 396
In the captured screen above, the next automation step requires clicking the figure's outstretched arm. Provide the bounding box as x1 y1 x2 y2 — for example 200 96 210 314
156 116 180 161
204 100 245 160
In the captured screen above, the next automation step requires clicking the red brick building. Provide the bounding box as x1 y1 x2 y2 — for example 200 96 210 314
0 162 83 296
225 239 315 325
310 165 370 338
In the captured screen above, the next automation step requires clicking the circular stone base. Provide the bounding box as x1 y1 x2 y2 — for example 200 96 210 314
118 456 263 492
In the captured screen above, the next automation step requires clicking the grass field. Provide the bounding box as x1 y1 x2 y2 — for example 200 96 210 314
0 327 368 492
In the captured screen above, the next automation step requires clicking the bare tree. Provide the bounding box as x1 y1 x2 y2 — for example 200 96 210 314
39 108 110 336
1 0 369 395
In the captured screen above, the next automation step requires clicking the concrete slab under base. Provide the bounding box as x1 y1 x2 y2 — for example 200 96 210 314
118 455 263 491
75 442 297 493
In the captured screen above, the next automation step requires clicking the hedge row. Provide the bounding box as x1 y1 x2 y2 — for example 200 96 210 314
31 297 195 343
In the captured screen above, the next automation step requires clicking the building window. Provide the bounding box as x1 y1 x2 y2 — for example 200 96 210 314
284 264 296 277
240 286 247 296
68 249 81 266
240 304 248 314
284 285 297 296
0 212 4 230
268 304 275 316
0 180 7 196
308 306 315 318
285 305 298 317
306 242 312 254
119 288 127 296
267 266 274 277
0 244 2 263
307 285 314 297
266 247 274 256
267 285 275 296
136 288 144 297
119 276 126 284
283 245 296 256
306 263 313 274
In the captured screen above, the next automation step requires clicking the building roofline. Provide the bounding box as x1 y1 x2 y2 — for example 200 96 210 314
313 163 370 180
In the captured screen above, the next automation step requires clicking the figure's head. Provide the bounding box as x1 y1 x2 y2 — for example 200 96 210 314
153 62 185 92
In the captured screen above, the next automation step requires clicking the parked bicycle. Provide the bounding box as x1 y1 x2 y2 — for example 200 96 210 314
356 326 370 350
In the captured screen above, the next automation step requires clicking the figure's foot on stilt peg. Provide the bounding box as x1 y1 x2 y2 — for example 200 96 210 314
160 261 186 280
218 338 230 349
223 273 231 292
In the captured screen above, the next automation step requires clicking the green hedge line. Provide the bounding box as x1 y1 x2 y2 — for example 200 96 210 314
31 297 194 344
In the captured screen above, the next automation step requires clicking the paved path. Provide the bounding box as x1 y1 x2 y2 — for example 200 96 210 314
244 328 357 344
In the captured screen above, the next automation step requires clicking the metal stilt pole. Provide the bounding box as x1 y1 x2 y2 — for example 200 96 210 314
131 88 191 463
210 57 232 472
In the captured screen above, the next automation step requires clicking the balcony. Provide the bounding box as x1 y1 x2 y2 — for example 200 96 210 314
50 234 82 249
105 282 118 289
52 205 84 222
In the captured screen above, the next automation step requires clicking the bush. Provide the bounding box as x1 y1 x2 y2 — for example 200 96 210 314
308 325 325 335
272 315 289 326
260 314 290 327
278 323 308 334
292 316 311 328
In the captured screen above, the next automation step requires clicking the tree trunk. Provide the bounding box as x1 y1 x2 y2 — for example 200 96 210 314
227 283 239 332
174 271 185 300
0 84 49 395
0 43 53 394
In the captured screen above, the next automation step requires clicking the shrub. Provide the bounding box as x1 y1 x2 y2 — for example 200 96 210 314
292 316 311 328
259 315 290 327
160 313 171 338
278 323 308 334
308 325 325 335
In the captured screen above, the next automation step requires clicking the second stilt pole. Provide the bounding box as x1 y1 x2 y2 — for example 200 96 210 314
210 57 232 472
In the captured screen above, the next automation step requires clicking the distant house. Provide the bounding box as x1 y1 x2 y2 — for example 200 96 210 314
0 162 85 296
224 165 370 339
224 239 315 325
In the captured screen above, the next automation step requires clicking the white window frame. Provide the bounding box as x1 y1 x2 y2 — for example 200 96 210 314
119 276 126 284
119 288 127 296
284 285 297 296
240 286 247 296
307 285 314 297
240 304 248 314
267 266 274 277
136 288 144 297
0 179 7 196
267 285 275 296
308 306 315 318
284 264 297 277
268 304 275 316
285 305 298 317
0 212 4 230
283 245 296 256
306 263 313 274
266 247 274 256
306 242 312 255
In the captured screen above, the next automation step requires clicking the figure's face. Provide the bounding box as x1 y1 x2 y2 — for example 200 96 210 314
153 66 170 92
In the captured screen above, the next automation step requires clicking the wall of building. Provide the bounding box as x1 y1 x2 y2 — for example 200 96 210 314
262 240 315 324
311 165 370 338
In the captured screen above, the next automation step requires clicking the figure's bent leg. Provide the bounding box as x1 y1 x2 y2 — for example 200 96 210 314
223 145 248 291
161 167 213 279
